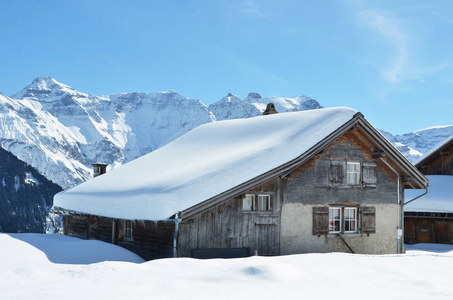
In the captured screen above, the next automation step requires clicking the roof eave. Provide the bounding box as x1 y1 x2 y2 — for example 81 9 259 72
354 115 428 189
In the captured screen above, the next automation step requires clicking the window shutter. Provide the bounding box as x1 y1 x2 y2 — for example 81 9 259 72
313 207 329 236
361 206 376 234
330 161 345 185
362 162 377 187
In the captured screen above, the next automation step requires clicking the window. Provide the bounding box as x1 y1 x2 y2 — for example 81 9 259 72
242 194 255 211
313 206 375 236
347 162 360 185
257 195 272 211
125 220 133 241
344 208 357 233
329 160 376 188
242 194 272 212
328 207 357 234
329 207 341 233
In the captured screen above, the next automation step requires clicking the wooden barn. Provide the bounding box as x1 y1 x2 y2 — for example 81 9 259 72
53 107 428 260
404 134 453 244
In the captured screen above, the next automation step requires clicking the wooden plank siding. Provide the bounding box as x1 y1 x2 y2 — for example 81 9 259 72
64 214 175 260
417 140 453 175
405 216 453 244
178 178 282 258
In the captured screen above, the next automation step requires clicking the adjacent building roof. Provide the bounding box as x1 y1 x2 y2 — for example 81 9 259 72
405 175 453 213
54 107 428 220
414 134 453 167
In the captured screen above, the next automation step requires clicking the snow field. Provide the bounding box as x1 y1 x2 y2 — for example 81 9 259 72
1 233 453 299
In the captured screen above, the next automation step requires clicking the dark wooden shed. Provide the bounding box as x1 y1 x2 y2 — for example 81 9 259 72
404 135 453 245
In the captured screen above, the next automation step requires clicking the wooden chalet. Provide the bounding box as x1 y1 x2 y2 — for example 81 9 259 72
53 107 428 260
404 134 453 244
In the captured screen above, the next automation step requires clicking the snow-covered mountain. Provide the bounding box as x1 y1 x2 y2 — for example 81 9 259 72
0 76 449 189
380 126 453 163
4 76 215 188
209 92 322 121
2 77 325 189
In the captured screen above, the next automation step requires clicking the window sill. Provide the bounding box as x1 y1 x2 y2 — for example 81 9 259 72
329 185 376 189
327 233 361 239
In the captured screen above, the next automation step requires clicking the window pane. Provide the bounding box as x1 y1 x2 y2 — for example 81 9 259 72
257 195 271 211
347 162 360 185
344 208 357 233
329 208 341 233
125 220 133 240
243 195 255 211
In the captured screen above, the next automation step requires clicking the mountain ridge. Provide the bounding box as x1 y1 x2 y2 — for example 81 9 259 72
1 76 448 189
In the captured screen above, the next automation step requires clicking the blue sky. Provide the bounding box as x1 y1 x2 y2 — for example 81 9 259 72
0 0 452 135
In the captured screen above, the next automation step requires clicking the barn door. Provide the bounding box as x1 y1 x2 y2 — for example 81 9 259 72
416 225 432 243
434 222 453 244
255 218 279 256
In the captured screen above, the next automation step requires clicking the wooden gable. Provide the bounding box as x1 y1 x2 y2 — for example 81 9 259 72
416 137 453 176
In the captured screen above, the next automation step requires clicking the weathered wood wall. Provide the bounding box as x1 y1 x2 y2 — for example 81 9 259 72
178 178 282 258
118 220 175 261
284 130 399 206
64 215 175 260
417 141 453 175
405 214 453 244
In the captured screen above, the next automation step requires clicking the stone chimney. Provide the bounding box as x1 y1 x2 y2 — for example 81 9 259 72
92 163 108 177
262 103 278 115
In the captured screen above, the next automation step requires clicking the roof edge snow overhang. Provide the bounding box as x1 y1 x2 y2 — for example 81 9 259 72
181 112 429 220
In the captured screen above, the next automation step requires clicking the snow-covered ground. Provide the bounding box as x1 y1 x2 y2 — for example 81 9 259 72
1 233 452 299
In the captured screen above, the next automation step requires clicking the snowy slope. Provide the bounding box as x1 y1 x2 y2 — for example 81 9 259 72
1 233 453 300
208 92 323 121
208 93 261 121
382 125 453 163
5 77 215 188
54 108 357 220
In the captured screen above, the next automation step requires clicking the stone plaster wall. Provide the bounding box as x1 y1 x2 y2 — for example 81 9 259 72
280 203 400 254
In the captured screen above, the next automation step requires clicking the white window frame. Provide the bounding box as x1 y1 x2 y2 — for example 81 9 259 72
344 207 358 233
257 194 272 211
347 162 361 186
329 206 358 234
243 194 273 212
242 194 256 211
125 220 133 241
329 207 342 233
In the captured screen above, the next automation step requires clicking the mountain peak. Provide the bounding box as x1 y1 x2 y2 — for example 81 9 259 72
12 76 77 100
246 92 262 99
30 76 67 90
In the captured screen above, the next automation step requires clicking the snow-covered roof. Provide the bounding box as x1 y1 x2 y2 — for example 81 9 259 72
414 134 453 166
405 175 453 213
54 108 359 220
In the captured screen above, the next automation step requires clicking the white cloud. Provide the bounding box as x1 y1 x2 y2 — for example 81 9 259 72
237 0 264 18
352 6 450 83
357 9 410 82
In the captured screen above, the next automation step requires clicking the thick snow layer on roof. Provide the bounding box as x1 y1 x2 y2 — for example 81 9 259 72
405 175 453 213
54 107 357 220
